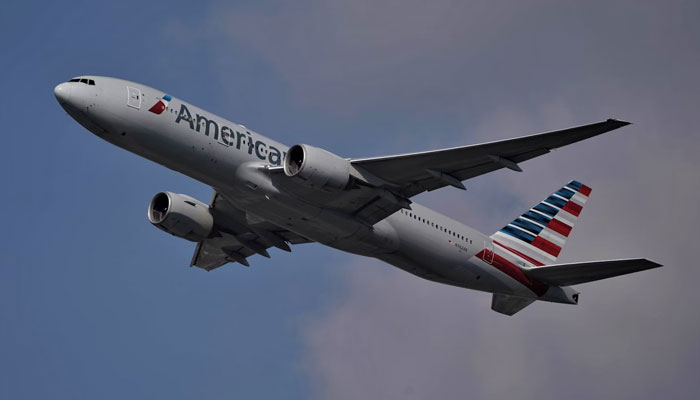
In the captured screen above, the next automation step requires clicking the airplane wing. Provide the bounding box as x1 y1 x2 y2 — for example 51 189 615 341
190 192 313 270
524 258 662 286
351 119 630 198
268 119 630 225
344 119 630 224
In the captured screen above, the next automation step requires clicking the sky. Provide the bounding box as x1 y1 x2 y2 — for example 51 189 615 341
1 0 699 398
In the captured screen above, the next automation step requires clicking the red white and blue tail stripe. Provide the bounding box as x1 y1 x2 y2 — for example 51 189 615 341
491 180 591 266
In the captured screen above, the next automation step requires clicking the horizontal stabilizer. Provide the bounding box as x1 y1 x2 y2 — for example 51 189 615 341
491 294 536 316
526 258 662 286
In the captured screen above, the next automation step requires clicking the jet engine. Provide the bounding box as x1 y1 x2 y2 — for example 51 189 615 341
283 144 351 191
147 192 214 242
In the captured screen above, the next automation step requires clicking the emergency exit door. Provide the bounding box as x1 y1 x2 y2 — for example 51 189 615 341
126 86 141 109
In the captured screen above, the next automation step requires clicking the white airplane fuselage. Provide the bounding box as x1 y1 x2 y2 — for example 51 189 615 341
55 76 577 305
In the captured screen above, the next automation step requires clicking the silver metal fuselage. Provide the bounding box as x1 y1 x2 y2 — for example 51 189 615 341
55 76 574 303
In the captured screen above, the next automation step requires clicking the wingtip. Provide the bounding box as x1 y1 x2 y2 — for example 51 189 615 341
606 118 632 126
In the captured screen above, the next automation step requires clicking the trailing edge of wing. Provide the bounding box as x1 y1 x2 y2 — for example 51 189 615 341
525 258 662 286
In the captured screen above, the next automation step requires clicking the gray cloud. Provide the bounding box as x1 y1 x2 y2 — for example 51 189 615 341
190 1 700 398
204 0 699 118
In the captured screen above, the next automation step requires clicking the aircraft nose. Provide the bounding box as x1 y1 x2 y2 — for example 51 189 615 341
54 82 71 104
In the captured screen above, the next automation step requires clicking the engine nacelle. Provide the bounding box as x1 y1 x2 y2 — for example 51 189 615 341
283 144 351 191
147 192 214 242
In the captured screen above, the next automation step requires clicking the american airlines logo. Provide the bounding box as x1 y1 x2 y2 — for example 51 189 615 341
173 103 286 166
148 95 171 114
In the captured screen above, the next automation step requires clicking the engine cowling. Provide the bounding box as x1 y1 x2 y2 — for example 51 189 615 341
147 192 213 242
283 144 350 191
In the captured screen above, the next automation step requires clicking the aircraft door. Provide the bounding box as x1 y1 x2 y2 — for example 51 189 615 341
481 240 494 264
126 86 141 109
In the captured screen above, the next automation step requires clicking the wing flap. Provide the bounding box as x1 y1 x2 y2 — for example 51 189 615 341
525 258 662 286
190 237 252 271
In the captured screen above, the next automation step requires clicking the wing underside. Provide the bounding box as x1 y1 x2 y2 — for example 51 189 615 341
190 192 312 271
352 119 630 196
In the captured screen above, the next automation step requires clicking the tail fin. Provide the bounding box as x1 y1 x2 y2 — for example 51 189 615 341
491 180 591 266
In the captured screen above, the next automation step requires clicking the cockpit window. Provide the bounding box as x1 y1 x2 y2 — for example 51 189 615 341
68 78 95 86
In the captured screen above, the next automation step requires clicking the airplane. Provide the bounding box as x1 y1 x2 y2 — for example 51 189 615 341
54 76 661 316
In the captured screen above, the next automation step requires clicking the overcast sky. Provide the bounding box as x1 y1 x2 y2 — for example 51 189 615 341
2 0 699 399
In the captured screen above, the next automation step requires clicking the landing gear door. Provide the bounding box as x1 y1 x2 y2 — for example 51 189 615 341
126 86 141 109
482 240 494 264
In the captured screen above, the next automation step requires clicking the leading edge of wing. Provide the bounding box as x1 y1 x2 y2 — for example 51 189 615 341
350 119 631 164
